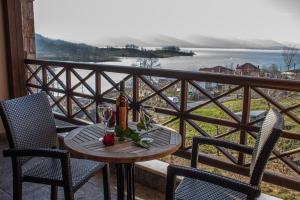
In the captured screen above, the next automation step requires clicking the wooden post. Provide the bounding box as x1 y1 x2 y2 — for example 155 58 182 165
132 76 139 122
66 68 72 117
42 66 47 90
238 86 251 164
3 0 27 98
95 72 101 123
180 80 188 148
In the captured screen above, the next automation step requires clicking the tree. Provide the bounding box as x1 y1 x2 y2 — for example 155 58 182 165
134 56 160 83
268 64 279 73
282 45 299 71
135 57 160 69
125 43 139 49
162 46 180 52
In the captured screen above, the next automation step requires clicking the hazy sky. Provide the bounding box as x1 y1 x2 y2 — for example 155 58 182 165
34 0 300 45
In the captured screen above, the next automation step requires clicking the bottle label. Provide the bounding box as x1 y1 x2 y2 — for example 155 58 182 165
119 106 127 130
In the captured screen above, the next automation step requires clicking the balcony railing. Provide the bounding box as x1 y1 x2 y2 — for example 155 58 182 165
25 59 300 191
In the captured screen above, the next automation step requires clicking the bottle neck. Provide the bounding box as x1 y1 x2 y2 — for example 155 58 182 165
119 81 125 95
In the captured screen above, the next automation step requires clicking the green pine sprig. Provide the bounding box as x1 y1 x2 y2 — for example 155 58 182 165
114 125 150 148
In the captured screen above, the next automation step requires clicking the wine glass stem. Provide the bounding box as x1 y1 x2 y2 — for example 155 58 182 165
103 121 107 132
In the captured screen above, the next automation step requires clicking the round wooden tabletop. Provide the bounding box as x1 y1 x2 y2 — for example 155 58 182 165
64 123 182 163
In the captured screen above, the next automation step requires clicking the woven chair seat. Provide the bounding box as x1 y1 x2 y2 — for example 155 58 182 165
22 157 103 189
175 177 247 200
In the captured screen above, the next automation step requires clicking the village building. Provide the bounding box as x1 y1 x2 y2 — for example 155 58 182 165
236 63 260 76
260 68 282 79
286 69 300 80
199 66 235 95
281 71 296 80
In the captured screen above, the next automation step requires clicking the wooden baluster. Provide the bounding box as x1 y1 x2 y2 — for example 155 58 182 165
66 67 72 118
132 75 139 122
238 86 251 165
180 80 188 149
42 65 47 91
96 71 101 123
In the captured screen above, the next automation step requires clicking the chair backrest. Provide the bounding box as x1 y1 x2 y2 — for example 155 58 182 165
0 92 57 156
249 108 283 186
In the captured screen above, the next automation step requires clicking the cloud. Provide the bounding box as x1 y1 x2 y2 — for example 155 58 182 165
268 0 300 15
34 0 300 44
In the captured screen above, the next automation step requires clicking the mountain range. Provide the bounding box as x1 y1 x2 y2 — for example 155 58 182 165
95 34 288 50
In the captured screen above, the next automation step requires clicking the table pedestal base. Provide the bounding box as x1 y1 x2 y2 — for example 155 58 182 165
116 163 135 200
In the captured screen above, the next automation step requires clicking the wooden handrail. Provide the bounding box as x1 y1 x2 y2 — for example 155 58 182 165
25 59 300 92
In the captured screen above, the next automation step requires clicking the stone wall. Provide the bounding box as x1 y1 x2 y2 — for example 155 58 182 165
22 0 35 59
0 0 9 139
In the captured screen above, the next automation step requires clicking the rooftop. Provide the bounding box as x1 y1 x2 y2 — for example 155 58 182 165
237 63 260 70
200 66 234 73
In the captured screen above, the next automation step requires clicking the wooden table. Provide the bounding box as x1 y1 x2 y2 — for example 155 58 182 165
64 123 181 200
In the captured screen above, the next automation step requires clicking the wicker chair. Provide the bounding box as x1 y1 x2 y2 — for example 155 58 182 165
166 108 283 200
0 93 110 200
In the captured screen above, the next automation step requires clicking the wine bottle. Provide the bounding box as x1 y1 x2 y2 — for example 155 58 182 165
116 81 128 131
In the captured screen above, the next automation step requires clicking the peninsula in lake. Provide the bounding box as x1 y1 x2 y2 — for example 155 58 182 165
35 34 194 63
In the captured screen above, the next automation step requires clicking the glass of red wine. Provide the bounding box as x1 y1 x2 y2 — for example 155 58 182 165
97 104 115 142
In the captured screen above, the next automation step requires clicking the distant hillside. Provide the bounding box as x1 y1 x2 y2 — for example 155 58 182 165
97 35 197 48
96 34 287 50
36 34 194 63
186 35 286 49
36 34 117 62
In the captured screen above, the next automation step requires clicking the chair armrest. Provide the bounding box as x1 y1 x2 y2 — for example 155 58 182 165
4 148 73 187
56 125 80 133
191 136 253 167
166 164 260 200
3 148 69 159
193 136 253 154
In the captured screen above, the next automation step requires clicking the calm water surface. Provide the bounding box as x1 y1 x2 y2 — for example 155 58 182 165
101 48 285 71
72 48 285 92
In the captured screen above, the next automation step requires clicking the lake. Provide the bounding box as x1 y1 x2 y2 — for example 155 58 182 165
68 48 286 92
101 48 285 71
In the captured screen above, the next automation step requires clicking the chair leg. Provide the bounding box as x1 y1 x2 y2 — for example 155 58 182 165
64 187 74 200
64 186 74 200
64 182 74 200
51 185 58 200
102 164 111 200
12 161 22 200
13 177 22 200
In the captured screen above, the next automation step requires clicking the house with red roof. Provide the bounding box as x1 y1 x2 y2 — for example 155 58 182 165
236 63 260 76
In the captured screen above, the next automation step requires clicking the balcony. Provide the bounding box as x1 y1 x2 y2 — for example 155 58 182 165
0 0 299 199
21 58 300 199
